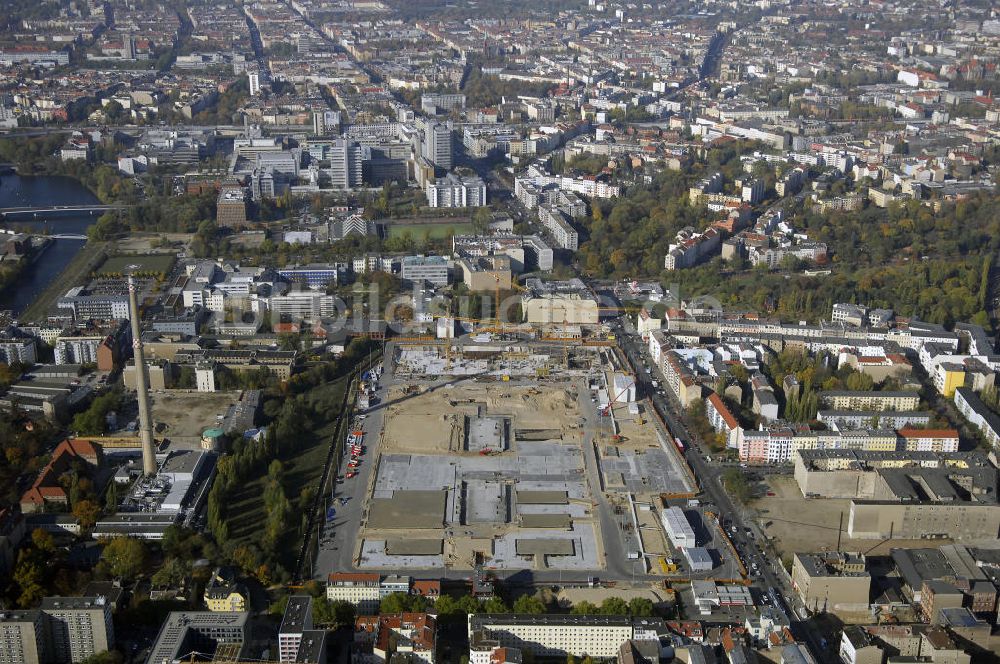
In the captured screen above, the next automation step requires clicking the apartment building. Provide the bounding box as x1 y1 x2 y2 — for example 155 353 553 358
0 610 47 664
739 427 796 464
327 573 382 614
425 173 487 208
204 568 247 613
954 387 1000 449
659 351 704 408
705 392 742 449
53 332 122 372
636 308 662 338
0 335 36 365
816 410 931 431
819 391 921 412
934 362 966 398
739 424 954 464
40 596 115 664
420 121 453 171
897 428 959 453
467 614 637 658
537 205 579 251
648 330 670 366
664 227 720 270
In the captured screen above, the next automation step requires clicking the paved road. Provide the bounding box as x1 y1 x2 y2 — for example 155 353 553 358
313 354 393 579
613 320 832 660
574 375 642 582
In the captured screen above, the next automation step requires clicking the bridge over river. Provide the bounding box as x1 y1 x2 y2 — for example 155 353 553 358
0 204 126 218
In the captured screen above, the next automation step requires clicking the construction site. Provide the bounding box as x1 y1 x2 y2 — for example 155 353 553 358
333 338 732 583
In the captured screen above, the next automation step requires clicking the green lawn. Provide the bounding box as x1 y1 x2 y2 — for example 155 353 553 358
386 222 473 239
97 253 175 277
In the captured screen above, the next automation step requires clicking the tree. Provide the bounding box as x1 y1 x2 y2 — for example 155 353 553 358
331 600 356 626
845 371 874 391
380 592 412 614
13 552 45 608
72 499 101 530
471 206 493 235
483 596 510 613
101 537 147 581
151 558 189 588
721 468 753 504
456 594 482 615
433 594 458 617
570 600 598 615
104 481 118 512
512 595 546 614
30 528 55 553
628 597 655 617
598 597 629 615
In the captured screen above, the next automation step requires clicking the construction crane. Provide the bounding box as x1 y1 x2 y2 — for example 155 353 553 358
601 374 636 417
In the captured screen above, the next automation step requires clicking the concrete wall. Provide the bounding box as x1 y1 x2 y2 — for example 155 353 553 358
793 462 878 499
848 501 1000 540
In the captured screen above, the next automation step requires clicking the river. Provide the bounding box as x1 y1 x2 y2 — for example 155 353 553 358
0 174 102 315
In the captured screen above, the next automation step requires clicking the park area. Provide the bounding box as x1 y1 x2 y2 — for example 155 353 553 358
223 374 353 573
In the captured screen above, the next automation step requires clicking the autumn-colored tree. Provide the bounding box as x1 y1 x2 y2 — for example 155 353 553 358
72 499 101 530
13 551 45 608
30 528 55 553
100 537 147 581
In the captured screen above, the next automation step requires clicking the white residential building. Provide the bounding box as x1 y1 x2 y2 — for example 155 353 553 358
705 392 742 449
954 387 1000 450
327 573 382 614
425 174 487 208
467 615 636 658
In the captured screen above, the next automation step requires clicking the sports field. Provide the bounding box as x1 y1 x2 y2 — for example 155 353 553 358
385 221 473 239
97 253 175 277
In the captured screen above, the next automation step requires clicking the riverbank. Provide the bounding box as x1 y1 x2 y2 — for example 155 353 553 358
19 240 109 323
0 135 136 206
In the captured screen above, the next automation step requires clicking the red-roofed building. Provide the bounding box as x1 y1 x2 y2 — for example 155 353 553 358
705 392 742 449
411 580 441 603
354 613 436 664
897 428 959 453
20 439 104 513
490 647 522 664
